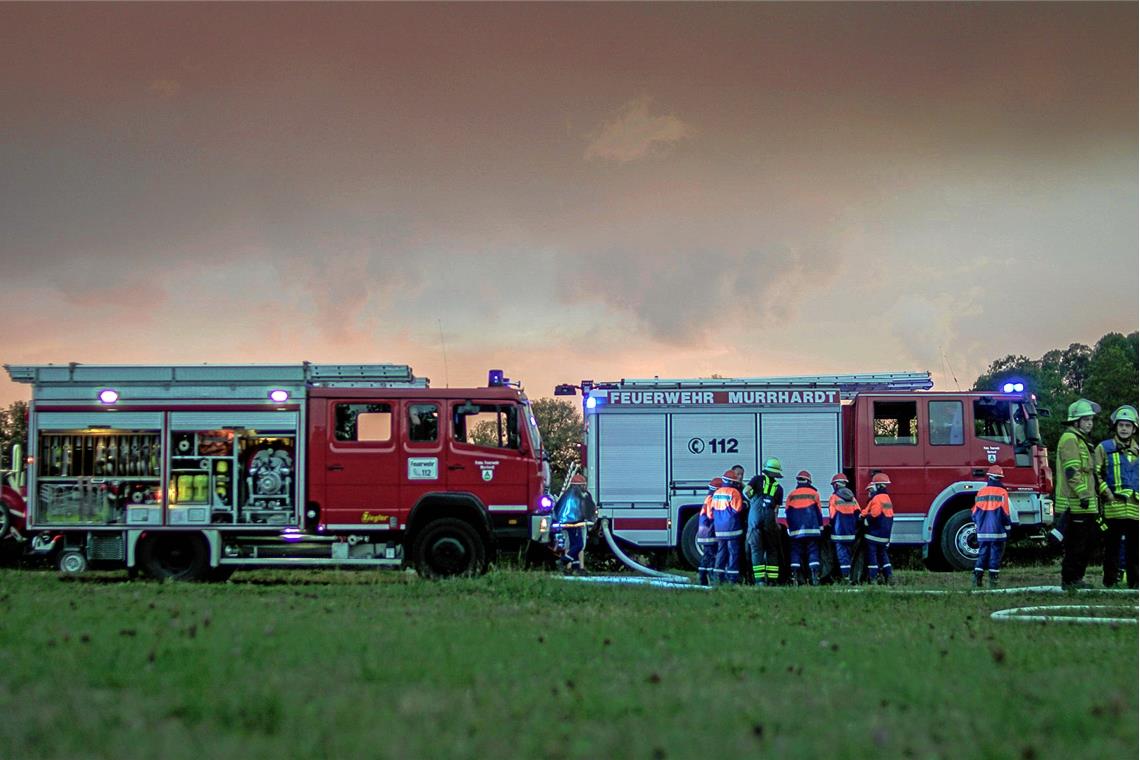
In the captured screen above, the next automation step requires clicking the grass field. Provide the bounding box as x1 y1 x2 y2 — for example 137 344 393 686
0 563 1136 759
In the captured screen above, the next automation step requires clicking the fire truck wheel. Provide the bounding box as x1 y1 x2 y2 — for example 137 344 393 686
412 518 487 578
678 515 701 570
0 503 10 541
57 549 88 575
939 509 980 572
138 532 209 581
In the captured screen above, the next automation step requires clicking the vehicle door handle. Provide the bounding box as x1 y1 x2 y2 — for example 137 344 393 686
327 464 344 471
448 465 465 471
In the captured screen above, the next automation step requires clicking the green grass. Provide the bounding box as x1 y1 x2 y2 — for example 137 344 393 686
0 565 1135 759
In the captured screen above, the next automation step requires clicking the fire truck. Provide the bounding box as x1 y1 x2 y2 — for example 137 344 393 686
556 372 1054 571
3 363 552 579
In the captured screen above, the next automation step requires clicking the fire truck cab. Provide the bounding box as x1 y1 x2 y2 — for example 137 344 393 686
4 363 552 579
562 372 1053 572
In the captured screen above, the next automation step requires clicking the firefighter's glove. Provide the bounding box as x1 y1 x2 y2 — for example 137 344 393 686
1079 498 1090 511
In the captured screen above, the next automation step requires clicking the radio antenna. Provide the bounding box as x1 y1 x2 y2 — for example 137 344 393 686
438 319 450 388
940 346 961 391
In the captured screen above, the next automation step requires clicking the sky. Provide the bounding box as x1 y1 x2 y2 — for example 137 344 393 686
1 2 1136 406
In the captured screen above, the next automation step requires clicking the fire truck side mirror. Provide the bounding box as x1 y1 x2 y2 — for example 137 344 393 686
554 384 578 396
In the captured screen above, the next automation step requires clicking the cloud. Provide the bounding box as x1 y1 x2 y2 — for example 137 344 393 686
148 79 181 98
584 96 695 163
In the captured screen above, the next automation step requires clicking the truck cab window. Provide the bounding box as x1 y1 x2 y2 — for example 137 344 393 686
928 401 964 445
408 404 439 442
452 403 520 450
974 399 1013 444
873 401 917 445
335 403 392 442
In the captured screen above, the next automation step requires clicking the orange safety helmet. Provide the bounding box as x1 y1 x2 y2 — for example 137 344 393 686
721 469 742 484
708 476 724 489
870 473 891 486
570 473 587 486
986 465 1005 479
830 473 848 485
796 470 812 481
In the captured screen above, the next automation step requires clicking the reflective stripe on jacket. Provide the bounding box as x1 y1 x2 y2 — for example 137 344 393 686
1054 428 1098 514
785 485 824 537
861 493 894 543
1095 437 1139 521
828 492 861 541
709 485 744 537
972 484 1012 541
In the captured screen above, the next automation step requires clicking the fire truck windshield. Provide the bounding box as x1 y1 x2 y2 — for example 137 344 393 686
520 396 543 455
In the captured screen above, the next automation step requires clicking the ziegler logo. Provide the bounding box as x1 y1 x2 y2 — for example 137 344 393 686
361 511 388 524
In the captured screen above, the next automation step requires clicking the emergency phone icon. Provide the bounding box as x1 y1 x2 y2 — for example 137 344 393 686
687 438 706 454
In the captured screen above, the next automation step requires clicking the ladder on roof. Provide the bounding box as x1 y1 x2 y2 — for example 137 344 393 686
5 363 427 388
597 372 933 399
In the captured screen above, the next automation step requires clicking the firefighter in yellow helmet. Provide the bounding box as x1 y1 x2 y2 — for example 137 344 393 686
1055 399 1101 589
1094 405 1138 588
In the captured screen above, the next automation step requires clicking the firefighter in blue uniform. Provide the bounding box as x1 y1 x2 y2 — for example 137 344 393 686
785 470 825 585
697 476 722 586
972 465 1011 588
746 457 785 586
828 475 861 584
711 469 745 584
552 473 596 575
860 473 894 584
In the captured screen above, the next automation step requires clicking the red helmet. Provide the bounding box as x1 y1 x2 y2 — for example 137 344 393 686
570 473 587 486
830 473 848 485
870 473 891 486
721 469 741 484
986 465 1005 479
796 470 812 481
708 476 724 489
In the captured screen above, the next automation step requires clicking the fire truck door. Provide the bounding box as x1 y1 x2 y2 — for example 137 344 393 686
446 401 529 515
323 401 401 528
863 399 925 516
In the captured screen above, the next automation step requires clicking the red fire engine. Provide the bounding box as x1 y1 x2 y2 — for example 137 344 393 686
557 372 1054 571
1 363 552 579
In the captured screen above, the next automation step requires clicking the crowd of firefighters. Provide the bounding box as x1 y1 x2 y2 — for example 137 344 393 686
550 401 1137 589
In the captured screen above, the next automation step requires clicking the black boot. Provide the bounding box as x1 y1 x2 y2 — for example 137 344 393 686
988 572 999 587
972 571 983 589
809 568 820 586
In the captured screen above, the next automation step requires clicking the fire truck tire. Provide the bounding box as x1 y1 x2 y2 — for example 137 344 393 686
678 514 701 570
137 532 209 581
0 503 10 540
57 549 88 575
412 518 487 578
939 509 980 572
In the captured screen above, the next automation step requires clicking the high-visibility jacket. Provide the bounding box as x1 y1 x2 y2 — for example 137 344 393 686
697 497 717 543
1055 427 1098 514
1095 437 1139 520
828 491 861 541
746 474 783 511
709 485 744 537
972 483 1012 541
861 493 894 543
553 486 596 527
785 485 824 538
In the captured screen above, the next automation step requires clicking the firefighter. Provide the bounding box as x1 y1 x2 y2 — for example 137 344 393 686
552 473 596 575
972 465 1011 588
711 469 745 584
746 457 785 586
860 473 894 584
697 477 722 586
786 470 825 585
1055 398 1102 589
828 475 861 584
1094 405 1138 588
